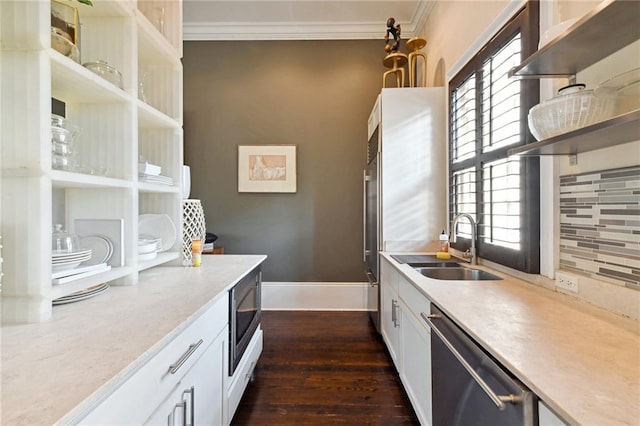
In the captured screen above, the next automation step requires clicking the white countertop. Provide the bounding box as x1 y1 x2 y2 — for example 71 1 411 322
0 255 266 426
382 252 640 426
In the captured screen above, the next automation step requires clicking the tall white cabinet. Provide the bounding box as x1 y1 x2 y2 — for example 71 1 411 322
0 0 184 323
376 88 447 253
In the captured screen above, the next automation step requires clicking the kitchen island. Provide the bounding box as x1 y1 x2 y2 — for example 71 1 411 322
382 252 639 426
0 255 266 425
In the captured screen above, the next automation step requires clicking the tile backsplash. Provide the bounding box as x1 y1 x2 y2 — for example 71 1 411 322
559 165 640 291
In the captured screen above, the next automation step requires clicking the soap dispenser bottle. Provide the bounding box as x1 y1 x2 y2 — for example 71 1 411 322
439 230 449 253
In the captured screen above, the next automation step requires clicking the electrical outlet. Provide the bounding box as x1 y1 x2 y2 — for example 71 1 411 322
556 272 579 293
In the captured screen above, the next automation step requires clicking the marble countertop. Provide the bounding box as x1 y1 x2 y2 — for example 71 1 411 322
0 255 266 426
382 252 640 426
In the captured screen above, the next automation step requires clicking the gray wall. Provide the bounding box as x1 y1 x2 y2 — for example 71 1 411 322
183 40 385 281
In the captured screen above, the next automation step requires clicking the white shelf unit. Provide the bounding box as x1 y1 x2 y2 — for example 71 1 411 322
0 0 183 323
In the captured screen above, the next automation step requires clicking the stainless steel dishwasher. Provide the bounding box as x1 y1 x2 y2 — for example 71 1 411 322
421 305 537 426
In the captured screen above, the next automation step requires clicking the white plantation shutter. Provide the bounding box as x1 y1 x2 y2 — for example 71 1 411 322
482 35 522 152
482 157 521 249
448 2 540 273
451 75 477 163
451 167 477 239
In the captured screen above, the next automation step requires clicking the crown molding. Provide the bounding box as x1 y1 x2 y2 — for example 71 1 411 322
413 0 435 38
183 1 435 41
183 19 423 41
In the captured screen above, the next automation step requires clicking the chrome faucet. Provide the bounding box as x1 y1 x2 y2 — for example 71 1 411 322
450 213 477 265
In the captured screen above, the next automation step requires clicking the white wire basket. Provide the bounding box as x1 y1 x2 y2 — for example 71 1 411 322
182 200 206 265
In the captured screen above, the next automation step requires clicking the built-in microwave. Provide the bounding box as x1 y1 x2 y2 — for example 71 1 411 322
229 265 262 375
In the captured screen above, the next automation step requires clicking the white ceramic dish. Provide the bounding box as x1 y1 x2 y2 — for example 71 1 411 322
139 214 176 252
52 261 84 273
80 235 113 266
52 248 92 259
75 219 125 267
52 254 91 265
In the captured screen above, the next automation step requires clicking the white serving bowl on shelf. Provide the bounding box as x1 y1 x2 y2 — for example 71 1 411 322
528 85 617 141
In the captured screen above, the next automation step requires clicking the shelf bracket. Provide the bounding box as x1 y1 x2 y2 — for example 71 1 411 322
569 154 578 165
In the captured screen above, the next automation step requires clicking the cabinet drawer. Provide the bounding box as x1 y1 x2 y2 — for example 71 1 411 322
228 326 263 420
145 329 227 426
399 275 430 323
80 293 229 425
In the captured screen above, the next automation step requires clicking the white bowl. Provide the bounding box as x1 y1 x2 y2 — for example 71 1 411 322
138 214 176 252
138 239 158 255
528 89 616 140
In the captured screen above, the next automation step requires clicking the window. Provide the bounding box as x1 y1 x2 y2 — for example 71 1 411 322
449 1 540 273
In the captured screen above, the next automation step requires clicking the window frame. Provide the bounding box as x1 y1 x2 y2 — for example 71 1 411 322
448 1 540 273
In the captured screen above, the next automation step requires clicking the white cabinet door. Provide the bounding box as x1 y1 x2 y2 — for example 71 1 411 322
399 301 432 426
380 258 400 365
392 269 433 426
146 329 227 426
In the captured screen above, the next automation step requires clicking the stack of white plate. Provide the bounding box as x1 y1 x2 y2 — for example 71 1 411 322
79 234 114 266
52 249 92 272
52 283 109 305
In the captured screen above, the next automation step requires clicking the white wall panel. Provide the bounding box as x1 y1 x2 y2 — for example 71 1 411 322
262 282 369 311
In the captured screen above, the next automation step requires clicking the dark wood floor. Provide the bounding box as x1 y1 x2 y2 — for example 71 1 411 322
231 311 419 425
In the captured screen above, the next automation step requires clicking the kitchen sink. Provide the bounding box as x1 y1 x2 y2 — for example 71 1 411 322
414 267 502 281
407 262 461 268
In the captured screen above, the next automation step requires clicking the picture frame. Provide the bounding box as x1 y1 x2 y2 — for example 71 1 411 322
238 145 297 193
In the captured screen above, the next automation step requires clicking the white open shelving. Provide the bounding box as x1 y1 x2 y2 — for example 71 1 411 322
1 0 184 323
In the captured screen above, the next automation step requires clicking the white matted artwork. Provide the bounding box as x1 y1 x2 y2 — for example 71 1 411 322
238 145 297 193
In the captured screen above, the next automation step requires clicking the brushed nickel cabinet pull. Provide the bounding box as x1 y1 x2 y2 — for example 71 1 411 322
392 299 399 327
169 339 204 375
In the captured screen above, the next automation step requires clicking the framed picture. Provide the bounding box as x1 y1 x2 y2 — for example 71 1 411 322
238 145 297 193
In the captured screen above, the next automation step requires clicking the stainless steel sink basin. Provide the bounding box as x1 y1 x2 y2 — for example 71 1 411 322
407 262 461 268
414 267 502 281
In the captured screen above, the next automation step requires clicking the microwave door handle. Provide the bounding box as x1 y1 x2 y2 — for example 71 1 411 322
421 313 522 410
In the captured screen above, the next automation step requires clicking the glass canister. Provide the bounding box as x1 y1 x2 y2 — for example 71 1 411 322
51 0 80 62
51 114 79 171
52 224 81 254
83 61 124 89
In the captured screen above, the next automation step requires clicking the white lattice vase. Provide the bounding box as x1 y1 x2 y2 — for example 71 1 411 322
182 199 206 265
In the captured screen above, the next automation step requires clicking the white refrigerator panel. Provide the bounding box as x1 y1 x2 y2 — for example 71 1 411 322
379 88 446 252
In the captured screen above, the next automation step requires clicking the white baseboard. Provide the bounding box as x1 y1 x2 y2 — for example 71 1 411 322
262 281 369 311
